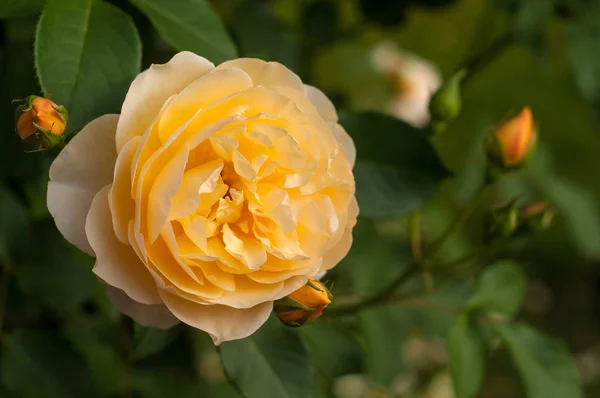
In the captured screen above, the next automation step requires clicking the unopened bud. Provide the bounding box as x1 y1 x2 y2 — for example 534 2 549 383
485 200 520 240
275 279 332 327
429 69 466 123
15 95 68 151
486 107 537 170
519 202 554 233
485 200 555 240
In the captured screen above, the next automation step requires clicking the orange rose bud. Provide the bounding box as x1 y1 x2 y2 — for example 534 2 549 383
486 107 537 170
15 95 68 150
275 279 332 327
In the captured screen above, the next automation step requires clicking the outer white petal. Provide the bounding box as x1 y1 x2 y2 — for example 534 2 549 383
216 58 304 92
304 85 338 123
159 290 272 345
47 114 119 256
116 51 215 152
106 286 179 329
87 185 161 305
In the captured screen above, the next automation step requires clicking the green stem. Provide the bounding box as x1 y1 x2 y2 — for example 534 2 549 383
461 32 515 85
326 264 418 317
409 211 434 291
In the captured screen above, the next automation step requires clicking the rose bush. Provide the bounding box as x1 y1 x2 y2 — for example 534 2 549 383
47 52 357 344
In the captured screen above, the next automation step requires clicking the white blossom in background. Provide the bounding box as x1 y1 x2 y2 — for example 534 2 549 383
371 41 442 128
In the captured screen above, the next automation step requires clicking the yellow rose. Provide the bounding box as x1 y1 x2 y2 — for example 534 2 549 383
47 52 358 344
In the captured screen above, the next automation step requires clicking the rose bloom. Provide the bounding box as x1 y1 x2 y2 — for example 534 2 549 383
371 41 442 128
47 52 357 344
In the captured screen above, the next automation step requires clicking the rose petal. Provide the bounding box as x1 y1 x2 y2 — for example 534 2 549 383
158 67 253 143
110 136 141 243
304 85 338 122
169 159 224 220
147 143 190 242
320 197 359 272
159 290 272 344
116 51 214 152
48 114 119 255
216 58 304 92
87 185 161 305
331 124 356 167
106 286 178 329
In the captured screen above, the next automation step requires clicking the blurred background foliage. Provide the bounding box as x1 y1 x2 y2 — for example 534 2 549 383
1 0 600 397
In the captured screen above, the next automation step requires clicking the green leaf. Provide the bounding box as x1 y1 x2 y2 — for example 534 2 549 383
219 317 314 398
340 112 450 217
0 331 101 398
338 219 413 296
132 323 181 361
467 260 526 318
35 0 142 131
0 185 29 262
130 0 237 64
514 0 556 49
230 0 298 71
13 220 97 311
447 314 485 398
495 323 583 398
62 315 128 394
0 0 45 19
300 322 362 380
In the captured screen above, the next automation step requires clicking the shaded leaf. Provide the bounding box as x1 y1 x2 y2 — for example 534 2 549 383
0 331 100 398
338 218 413 296
0 185 29 262
447 314 485 398
340 112 449 217
62 315 128 394
131 0 237 64
467 260 526 318
300 321 362 380
230 0 298 71
0 0 45 19
13 220 97 311
219 317 313 398
132 323 181 361
35 0 141 131
514 0 556 49
495 323 583 398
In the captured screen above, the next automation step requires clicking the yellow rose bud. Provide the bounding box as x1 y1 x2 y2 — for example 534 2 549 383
486 107 537 170
275 279 332 327
15 96 68 151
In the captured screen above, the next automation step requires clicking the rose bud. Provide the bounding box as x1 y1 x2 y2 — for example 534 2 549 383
484 200 520 240
519 202 555 233
486 107 537 170
275 279 332 327
15 95 68 150
429 69 466 124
